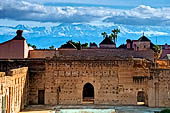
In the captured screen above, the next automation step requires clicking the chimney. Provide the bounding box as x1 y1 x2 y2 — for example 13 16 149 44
16 30 23 37
126 39 131 49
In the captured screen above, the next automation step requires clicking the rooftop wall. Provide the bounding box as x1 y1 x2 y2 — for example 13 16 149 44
58 49 154 61
29 49 154 61
29 50 58 58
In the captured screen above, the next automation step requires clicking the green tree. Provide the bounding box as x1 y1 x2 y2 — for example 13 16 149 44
160 109 170 113
108 33 114 40
153 45 162 58
27 43 31 47
69 40 80 49
32 45 37 49
62 40 89 50
101 32 107 38
153 45 162 68
111 29 120 43
49 45 55 50
101 29 120 44
81 43 88 48
77 41 81 50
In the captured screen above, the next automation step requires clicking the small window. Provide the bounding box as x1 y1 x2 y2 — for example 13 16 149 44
137 47 139 51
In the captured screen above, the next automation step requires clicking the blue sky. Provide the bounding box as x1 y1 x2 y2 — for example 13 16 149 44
0 0 170 48
25 0 170 7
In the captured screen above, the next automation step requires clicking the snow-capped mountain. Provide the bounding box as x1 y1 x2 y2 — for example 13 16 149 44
0 24 170 48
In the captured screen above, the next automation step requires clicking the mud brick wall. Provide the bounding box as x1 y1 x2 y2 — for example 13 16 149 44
0 72 5 112
148 69 170 107
0 58 168 107
0 67 28 113
28 58 151 106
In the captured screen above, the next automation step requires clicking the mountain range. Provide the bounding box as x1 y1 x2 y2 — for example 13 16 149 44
0 24 170 48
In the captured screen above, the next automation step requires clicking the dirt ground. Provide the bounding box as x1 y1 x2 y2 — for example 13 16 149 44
19 110 51 113
19 105 53 113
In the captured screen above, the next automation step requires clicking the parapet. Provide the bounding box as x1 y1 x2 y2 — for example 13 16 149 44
0 72 5 77
7 67 28 76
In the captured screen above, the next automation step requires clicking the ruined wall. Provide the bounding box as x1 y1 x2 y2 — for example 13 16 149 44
148 69 170 107
0 67 28 113
157 60 170 69
28 58 151 106
0 58 169 108
0 72 5 113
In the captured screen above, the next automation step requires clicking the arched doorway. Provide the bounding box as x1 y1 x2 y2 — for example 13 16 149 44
137 91 145 105
83 83 94 103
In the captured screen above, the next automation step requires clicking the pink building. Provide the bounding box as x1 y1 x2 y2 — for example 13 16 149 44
160 43 170 59
0 30 30 59
126 35 153 51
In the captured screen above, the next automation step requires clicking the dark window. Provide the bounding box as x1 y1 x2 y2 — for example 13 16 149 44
38 90 45 104
83 83 94 102
137 91 145 102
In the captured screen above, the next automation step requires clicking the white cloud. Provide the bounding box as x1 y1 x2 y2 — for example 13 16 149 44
75 26 81 30
127 31 168 36
58 32 66 36
104 5 170 26
0 0 170 26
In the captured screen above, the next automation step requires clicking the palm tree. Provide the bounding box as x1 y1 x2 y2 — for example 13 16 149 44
101 32 107 38
49 45 55 50
109 33 114 41
111 29 120 43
